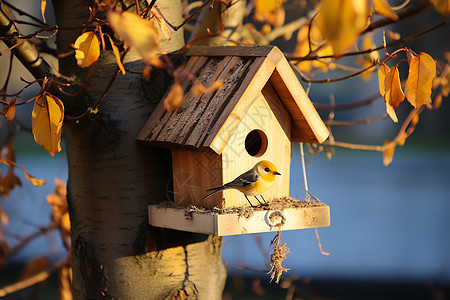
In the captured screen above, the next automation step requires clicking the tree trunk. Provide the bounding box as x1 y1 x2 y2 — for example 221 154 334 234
51 0 227 298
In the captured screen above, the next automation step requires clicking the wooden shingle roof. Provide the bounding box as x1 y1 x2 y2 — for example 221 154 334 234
137 46 329 154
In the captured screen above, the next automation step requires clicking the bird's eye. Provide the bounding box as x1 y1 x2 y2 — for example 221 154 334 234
264 167 270 172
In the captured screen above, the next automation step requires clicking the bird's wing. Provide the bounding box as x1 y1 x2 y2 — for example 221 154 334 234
226 171 259 188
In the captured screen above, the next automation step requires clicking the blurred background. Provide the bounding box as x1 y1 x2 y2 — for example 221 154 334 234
0 0 449 299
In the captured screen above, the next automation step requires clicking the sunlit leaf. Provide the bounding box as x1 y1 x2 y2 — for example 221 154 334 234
0 206 9 226
0 158 47 187
382 140 396 166
192 80 224 97
108 11 159 63
74 32 100 68
378 63 390 97
254 0 285 26
1 100 16 121
107 35 125 75
32 93 65 156
385 101 398 123
255 0 279 14
430 0 450 16
434 93 443 109
405 52 436 108
384 65 405 109
315 0 370 54
359 34 379 81
373 0 399 20
386 30 401 40
23 169 47 186
164 83 184 112
41 0 47 24
58 265 72 300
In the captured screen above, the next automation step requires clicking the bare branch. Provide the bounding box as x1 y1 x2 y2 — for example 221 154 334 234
0 2 52 80
0 256 70 297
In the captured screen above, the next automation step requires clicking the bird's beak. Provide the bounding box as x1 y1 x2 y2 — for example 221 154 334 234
274 171 281 176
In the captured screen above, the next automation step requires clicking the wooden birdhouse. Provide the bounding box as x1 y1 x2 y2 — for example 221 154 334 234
138 45 331 235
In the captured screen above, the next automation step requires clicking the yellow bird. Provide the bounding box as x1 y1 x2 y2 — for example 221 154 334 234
203 160 281 207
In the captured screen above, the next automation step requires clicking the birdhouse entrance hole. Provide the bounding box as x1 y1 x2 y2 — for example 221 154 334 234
245 129 268 157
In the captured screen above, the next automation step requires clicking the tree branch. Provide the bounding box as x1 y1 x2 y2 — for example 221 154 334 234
0 256 70 297
364 0 432 33
0 2 53 80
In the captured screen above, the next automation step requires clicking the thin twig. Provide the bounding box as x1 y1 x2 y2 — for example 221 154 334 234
288 21 450 62
155 0 213 31
325 114 388 126
7 224 56 258
2 0 48 27
313 94 381 111
0 256 70 297
324 107 424 151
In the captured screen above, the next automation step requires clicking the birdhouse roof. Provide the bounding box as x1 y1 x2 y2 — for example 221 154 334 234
137 46 329 154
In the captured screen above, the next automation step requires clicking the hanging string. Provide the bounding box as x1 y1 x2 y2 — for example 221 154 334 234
299 142 330 256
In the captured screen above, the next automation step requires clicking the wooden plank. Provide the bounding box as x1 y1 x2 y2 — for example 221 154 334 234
171 149 223 208
220 93 291 208
206 56 276 154
270 57 329 144
186 45 275 58
170 56 238 145
149 206 217 234
136 55 209 142
261 82 292 139
148 205 330 236
153 57 221 143
189 57 253 148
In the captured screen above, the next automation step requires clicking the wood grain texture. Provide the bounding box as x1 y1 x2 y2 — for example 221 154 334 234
138 45 329 148
148 205 331 236
186 45 276 57
220 93 291 208
171 148 223 208
270 58 330 143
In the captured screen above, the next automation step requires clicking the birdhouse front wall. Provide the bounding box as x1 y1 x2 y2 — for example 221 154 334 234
220 92 291 208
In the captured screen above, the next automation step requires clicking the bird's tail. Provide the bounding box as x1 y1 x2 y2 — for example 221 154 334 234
203 186 226 199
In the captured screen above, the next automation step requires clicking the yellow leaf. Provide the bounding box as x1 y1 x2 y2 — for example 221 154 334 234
405 52 436 108
108 11 159 63
373 0 399 21
430 0 450 16
382 140 396 166
315 0 370 54
360 34 379 81
23 169 47 186
411 113 419 126
1 100 16 121
61 212 71 233
385 101 398 123
32 94 64 156
386 30 401 40
384 65 405 109
74 32 100 68
41 0 47 24
107 36 125 75
0 206 9 226
378 63 390 97
434 93 442 109
255 0 279 14
164 83 184 113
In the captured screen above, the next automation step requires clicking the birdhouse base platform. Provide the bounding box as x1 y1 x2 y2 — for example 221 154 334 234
148 198 330 236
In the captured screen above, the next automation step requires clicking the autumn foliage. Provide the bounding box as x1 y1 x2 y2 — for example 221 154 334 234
0 0 449 297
